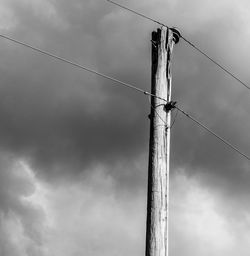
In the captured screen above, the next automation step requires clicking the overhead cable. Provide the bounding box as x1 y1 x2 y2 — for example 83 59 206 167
107 0 167 28
0 33 167 103
175 104 250 161
107 0 250 91
0 33 249 161
180 37 250 90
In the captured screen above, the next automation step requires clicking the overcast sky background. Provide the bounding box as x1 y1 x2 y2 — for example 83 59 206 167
0 0 249 255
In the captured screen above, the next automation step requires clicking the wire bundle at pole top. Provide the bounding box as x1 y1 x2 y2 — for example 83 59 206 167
107 0 250 91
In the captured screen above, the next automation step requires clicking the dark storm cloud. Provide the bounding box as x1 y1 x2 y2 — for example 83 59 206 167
0 1 249 256
0 58 149 178
0 0 151 183
170 16 250 205
0 0 249 198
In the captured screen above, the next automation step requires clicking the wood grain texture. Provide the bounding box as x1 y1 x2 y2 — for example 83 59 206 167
146 27 175 256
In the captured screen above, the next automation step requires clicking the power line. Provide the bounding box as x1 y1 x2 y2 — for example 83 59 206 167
107 0 168 28
147 96 167 126
106 0 250 91
181 37 250 90
0 32 249 161
170 108 179 129
148 96 179 129
148 99 249 160
0 33 168 103
175 104 250 161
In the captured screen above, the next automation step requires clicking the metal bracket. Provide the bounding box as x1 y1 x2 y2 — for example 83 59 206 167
170 27 181 44
164 101 177 112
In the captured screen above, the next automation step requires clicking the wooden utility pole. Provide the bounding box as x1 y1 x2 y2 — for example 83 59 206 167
145 27 180 256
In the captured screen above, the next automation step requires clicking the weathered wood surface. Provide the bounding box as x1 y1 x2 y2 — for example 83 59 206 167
146 27 175 256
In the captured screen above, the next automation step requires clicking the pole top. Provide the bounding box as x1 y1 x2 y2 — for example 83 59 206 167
170 27 181 44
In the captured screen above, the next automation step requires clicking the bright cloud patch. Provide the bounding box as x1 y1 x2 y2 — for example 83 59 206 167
0 154 47 256
42 169 146 256
1 158 250 256
2 163 145 256
0 1 17 30
170 171 250 256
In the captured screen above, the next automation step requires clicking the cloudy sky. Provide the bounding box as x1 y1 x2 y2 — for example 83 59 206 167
0 0 249 255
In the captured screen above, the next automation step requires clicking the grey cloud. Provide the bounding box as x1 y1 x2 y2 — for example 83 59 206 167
0 153 46 256
0 1 249 255
0 0 151 182
0 0 249 221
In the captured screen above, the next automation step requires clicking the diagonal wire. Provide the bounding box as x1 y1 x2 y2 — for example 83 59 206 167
175 104 250 161
107 0 168 28
106 0 250 91
0 33 168 103
147 96 167 126
180 36 250 90
170 108 179 129
0 31 249 161
148 96 179 129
